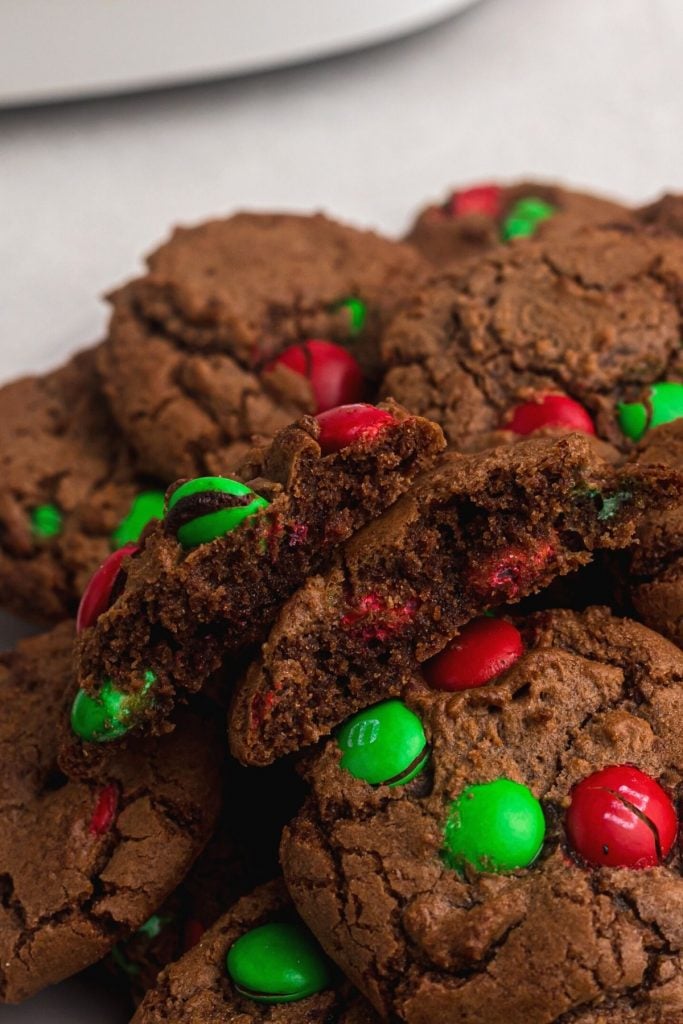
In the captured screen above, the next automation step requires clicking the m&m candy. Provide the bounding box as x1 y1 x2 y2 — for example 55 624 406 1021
443 778 545 873
501 197 555 241
264 340 364 413
76 544 139 633
423 618 524 692
227 922 333 1003
71 670 156 743
617 381 683 441
447 184 502 219
504 394 596 436
315 404 395 455
165 477 268 549
334 297 367 336
31 503 62 539
112 490 166 549
566 764 677 868
337 699 429 787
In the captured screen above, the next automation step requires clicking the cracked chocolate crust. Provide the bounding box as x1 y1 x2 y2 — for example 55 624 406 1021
281 607 683 1024
74 404 445 736
99 212 428 480
229 433 683 765
405 180 635 268
0 622 222 1004
131 879 378 1024
0 345 161 622
623 421 683 648
380 225 683 453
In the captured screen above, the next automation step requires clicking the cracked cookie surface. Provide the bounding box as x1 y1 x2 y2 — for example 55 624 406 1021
281 607 683 1024
0 622 222 1003
100 212 427 480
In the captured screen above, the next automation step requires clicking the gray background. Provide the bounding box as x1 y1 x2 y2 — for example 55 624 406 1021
2 0 683 1018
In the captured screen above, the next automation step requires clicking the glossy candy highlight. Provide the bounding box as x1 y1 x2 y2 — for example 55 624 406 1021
504 394 595 436
444 778 545 873
315 404 395 454
337 699 429 787
76 543 139 633
226 922 333 1003
424 617 524 692
264 340 364 413
166 476 269 548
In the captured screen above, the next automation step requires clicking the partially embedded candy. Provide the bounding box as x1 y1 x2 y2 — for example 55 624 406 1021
31 503 63 540
566 764 677 869
334 297 367 336
226 922 333 1003
315 404 395 455
443 778 545 874
166 476 269 549
76 544 139 633
112 490 166 549
89 783 119 835
618 381 683 441
337 699 429 787
504 394 595 436
424 617 524 692
263 340 364 413
501 196 555 241
447 183 502 219
71 671 157 743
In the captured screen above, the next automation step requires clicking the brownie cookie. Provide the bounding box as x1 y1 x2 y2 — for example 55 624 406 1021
624 420 683 647
405 180 634 267
380 225 683 453
72 403 445 740
0 345 167 622
0 622 222 1003
282 606 683 1024
638 192 683 235
100 212 427 480
131 880 378 1024
229 433 683 765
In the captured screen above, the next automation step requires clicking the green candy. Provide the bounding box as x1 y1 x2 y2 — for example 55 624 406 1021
112 490 166 549
70 670 156 742
334 297 367 336
617 381 683 441
137 913 173 939
443 778 545 874
31 503 63 539
227 922 333 1003
111 944 141 978
337 699 429 787
167 476 269 549
501 197 555 241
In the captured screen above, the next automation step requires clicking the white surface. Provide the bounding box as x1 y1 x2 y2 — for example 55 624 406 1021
0 0 477 107
2 0 683 1018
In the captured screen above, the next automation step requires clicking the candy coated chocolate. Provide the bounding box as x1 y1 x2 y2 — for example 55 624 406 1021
167 476 268 548
423 617 524 691
337 699 428 787
71 670 156 742
226 921 333 1003
315 404 395 455
76 543 139 633
504 394 596 436
264 340 364 413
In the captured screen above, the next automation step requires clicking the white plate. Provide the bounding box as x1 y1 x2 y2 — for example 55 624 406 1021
0 0 479 107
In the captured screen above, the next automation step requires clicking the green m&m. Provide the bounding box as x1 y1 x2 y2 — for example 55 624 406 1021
501 197 555 241
166 476 269 549
70 670 156 742
617 381 683 441
112 490 166 549
334 297 367 336
31 503 63 539
337 699 429 787
443 778 545 874
227 922 333 1003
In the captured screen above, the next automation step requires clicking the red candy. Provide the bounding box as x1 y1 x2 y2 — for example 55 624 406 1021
566 765 677 869
76 543 139 633
315 404 395 454
448 184 502 219
473 540 555 601
423 617 524 692
340 592 418 642
89 783 119 836
264 340 364 414
504 394 596 436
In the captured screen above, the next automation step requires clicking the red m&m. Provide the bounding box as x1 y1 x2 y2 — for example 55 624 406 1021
315 404 395 454
423 617 524 692
504 394 595 437
447 184 502 220
89 783 119 836
264 340 364 413
76 544 139 633
566 765 677 869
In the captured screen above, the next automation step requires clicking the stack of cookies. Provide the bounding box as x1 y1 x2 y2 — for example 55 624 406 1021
3 182 683 1024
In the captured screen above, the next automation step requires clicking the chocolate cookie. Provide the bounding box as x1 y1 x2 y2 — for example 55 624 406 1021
380 225 683 453
131 880 378 1024
99 213 427 480
72 403 444 740
624 420 683 647
405 180 634 267
281 606 683 1024
0 345 166 622
229 433 682 765
0 622 222 1003
638 192 683 235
